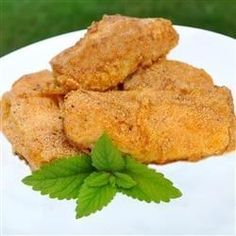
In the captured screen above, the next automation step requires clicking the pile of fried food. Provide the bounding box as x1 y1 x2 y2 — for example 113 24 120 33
1 15 235 170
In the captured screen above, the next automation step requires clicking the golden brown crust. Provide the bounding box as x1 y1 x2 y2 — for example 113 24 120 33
1 14 235 170
63 87 235 164
1 71 78 170
50 15 179 92
124 59 214 90
10 70 54 97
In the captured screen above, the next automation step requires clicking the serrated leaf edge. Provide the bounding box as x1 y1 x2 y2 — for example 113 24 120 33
118 188 152 203
75 185 116 218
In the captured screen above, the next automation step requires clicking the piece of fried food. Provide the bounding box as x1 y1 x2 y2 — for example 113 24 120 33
1 70 78 170
124 59 214 90
50 15 178 93
63 87 235 164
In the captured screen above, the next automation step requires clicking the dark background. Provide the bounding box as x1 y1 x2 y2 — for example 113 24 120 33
1 0 235 56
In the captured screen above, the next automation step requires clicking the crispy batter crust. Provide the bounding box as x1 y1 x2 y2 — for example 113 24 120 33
1 71 78 170
50 15 179 92
124 59 214 90
63 87 235 164
1 15 235 169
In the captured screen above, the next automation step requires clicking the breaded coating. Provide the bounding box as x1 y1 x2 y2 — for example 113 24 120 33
1 71 78 170
124 59 214 90
63 87 235 164
10 70 55 97
50 15 178 92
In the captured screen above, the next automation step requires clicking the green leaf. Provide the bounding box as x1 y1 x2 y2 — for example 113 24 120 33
85 171 110 187
22 154 94 200
76 182 116 218
114 172 136 189
119 156 182 203
91 133 125 171
109 175 116 187
21 132 183 219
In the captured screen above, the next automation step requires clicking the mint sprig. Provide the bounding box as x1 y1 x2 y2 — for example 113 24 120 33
22 133 182 218
119 156 182 203
91 133 125 171
76 181 116 218
22 154 94 200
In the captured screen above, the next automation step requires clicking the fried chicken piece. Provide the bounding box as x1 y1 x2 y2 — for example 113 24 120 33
63 87 235 164
9 70 55 97
1 71 78 170
124 59 214 90
50 15 178 93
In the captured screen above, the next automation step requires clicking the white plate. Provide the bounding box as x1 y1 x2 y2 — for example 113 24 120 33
1 26 235 235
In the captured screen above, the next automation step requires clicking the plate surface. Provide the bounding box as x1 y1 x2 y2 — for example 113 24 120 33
1 26 235 235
